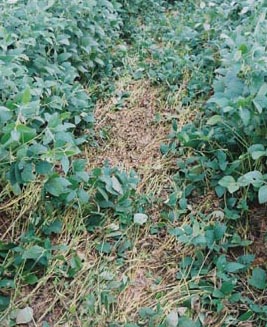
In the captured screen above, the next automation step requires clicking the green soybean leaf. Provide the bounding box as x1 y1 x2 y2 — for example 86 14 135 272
248 144 266 160
0 295 10 311
249 268 266 290
238 171 263 188
220 281 234 295
207 115 223 125
258 185 267 204
225 262 245 273
238 311 253 322
21 163 35 182
16 306 33 324
96 242 112 254
16 125 36 143
111 176 123 194
219 176 239 193
77 189 89 203
134 213 148 226
45 177 71 196
42 219 62 235
22 87 32 105
22 245 45 260
0 279 15 289
35 161 53 175
0 107 12 125
61 156 70 175
166 310 179 327
139 307 155 318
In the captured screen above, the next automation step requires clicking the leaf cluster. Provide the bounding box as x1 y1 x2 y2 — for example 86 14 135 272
0 0 122 195
168 0 267 210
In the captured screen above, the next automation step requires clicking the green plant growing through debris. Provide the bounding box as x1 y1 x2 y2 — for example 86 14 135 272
0 0 266 326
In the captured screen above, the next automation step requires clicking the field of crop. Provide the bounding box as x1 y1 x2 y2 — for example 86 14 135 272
0 0 266 326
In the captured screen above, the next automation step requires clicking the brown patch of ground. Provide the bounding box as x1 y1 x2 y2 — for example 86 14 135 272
4 76 244 326
117 232 188 320
86 80 192 198
9 228 190 326
249 206 267 267
86 79 181 195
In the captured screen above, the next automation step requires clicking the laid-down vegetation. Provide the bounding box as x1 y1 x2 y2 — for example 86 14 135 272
0 0 266 326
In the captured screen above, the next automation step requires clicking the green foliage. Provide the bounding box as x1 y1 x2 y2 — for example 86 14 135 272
0 0 121 195
0 164 138 275
1 0 266 324
249 268 267 290
159 1 267 325
0 0 143 311
116 0 166 40
126 0 248 99
167 0 267 211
